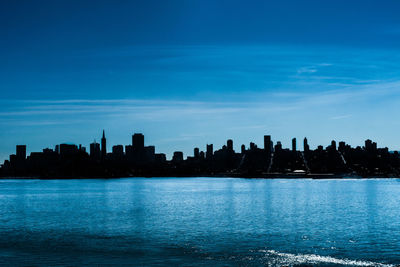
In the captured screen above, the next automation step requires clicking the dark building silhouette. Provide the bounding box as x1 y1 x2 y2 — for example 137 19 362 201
90 142 101 159
339 141 346 152
275 141 282 152
60 144 78 156
227 139 233 151
330 140 337 150
194 147 200 158
304 138 309 152
16 145 26 160
365 139 373 151
101 130 107 159
264 135 271 154
112 145 124 160
144 146 155 162
2 132 400 179
132 133 145 149
173 151 184 162
206 144 213 159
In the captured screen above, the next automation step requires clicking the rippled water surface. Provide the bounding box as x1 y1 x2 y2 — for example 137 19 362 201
0 178 399 266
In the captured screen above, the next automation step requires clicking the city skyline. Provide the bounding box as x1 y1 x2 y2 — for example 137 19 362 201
3 129 398 178
2 129 393 162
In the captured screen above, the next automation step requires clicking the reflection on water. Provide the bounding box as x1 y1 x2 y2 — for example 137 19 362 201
0 178 399 266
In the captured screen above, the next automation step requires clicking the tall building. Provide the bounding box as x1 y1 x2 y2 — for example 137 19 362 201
250 142 256 150
227 139 233 151
194 147 200 158
331 140 337 150
60 144 78 156
173 151 184 162
90 142 101 159
292 138 297 151
338 141 346 152
132 133 145 149
365 139 373 151
275 141 282 152
303 138 309 152
206 144 213 159
101 130 107 159
112 145 124 159
16 145 26 160
241 144 245 154
264 135 271 154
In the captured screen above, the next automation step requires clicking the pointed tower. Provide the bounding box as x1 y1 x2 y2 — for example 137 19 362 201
101 130 107 159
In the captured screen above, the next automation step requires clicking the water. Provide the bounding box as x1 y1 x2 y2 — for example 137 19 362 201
0 178 399 266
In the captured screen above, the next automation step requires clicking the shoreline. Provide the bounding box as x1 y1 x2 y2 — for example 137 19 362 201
0 173 398 180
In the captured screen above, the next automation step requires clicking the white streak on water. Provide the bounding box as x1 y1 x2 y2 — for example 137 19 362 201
261 250 394 266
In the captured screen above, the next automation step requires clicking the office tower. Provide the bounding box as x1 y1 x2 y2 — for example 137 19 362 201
264 135 271 154
338 141 346 152
55 145 60 154
206 144 213 159
194 147 200 158
144 146 155 162
125 145 134 160
227 139 233 151
250 142 256 150
112 145 124 159
132 133 145 149
155 153 167 163
16 145 26 160
365 139 373 151
60 144 78 156
173 151 184 162
331 140 337 150
292 138 296 151
303 137 310 152
90 142 101 159
275 141 282 152
241 144 245 154
101 130 107 159
199 151 205 159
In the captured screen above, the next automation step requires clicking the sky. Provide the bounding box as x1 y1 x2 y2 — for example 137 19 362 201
1 0 400 161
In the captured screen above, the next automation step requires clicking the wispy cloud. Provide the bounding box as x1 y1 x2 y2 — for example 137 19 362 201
330 114 352 120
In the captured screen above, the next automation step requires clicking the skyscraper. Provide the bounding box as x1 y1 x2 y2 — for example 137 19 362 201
101 130 107 159
331 140 337 150
16 145 26 160
194 147 200 158
292 138 296 152
90 142 101 159
132 133 145 149
227 139 233 151
206 144 213 159
264 135 271 154
304 137 309 152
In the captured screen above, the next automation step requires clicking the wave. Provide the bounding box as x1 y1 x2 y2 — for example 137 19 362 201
261 250 394 266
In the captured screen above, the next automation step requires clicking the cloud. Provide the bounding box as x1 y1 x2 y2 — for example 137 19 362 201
297 66 318 74
297 63 333 75
330 114 352 120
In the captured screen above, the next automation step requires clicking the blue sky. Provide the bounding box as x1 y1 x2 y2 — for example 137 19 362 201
1 0 400 161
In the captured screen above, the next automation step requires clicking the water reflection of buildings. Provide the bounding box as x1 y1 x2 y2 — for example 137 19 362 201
1 131 400 178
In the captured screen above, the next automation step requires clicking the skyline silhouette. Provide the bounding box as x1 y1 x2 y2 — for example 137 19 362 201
2 130 399 178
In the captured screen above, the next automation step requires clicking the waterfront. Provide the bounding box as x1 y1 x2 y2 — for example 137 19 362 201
0 178 399 266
